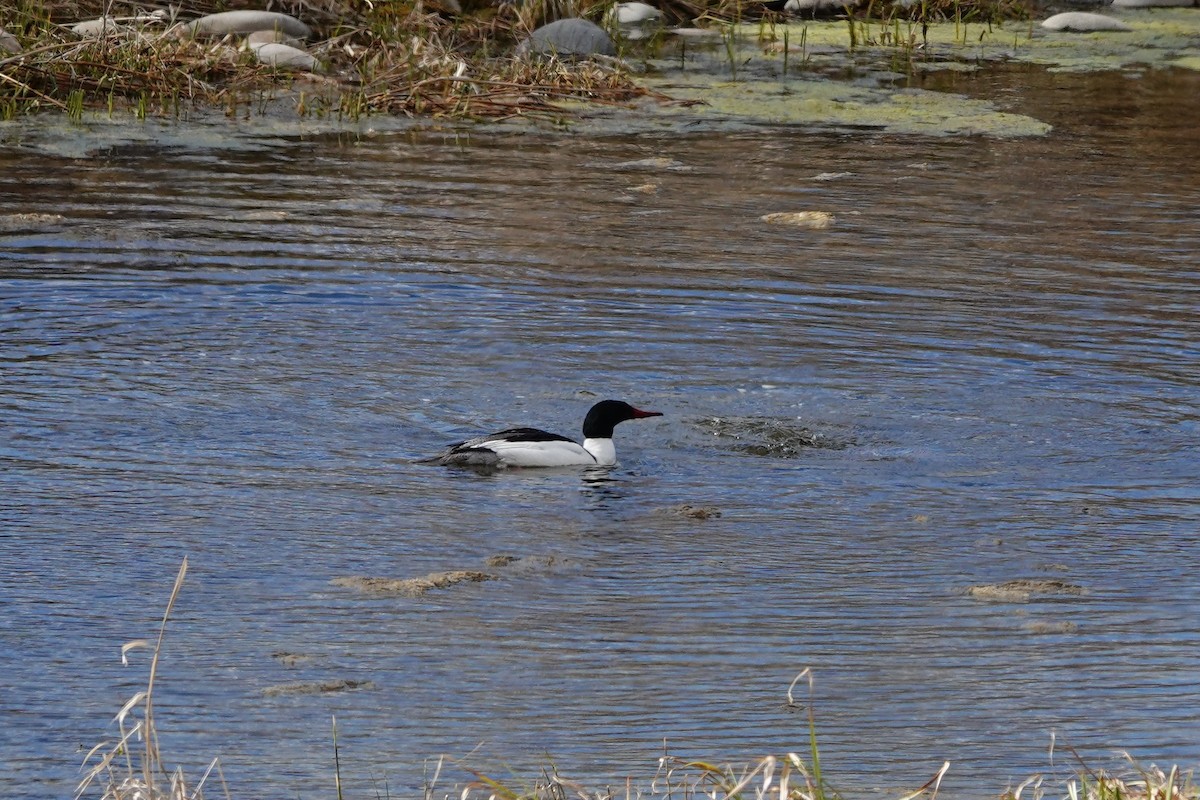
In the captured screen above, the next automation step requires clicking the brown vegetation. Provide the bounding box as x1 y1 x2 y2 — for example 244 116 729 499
0 0 657 119
1 0 1035 121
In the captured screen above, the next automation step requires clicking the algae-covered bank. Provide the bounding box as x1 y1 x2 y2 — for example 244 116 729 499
631 7 1200 134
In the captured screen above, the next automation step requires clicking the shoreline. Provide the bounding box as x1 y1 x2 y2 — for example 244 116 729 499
4 0 1194 127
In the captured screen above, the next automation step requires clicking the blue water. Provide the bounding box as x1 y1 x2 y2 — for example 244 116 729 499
2 70 1199 798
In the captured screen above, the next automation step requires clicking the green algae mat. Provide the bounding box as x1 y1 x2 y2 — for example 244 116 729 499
631 7 1200 136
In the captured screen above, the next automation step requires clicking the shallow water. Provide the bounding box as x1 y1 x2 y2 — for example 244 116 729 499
2 64 1199 799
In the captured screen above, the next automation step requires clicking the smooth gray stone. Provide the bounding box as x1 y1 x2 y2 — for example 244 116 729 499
186 11 311 40
784 0 862 12
613 2 662 23
518 18 616 57
246 29 305 49
71 17 127 37
0 26 21 53
1111 0 1193 7
669 26 723 38
250 42 323 72
1042 11 1132 29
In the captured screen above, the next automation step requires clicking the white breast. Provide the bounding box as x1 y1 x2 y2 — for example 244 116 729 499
583 438 616 466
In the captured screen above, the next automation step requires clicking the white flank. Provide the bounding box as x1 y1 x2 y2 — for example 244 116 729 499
483 439 599 467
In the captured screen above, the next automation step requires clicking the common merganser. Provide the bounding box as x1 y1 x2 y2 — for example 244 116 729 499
423 400 663 468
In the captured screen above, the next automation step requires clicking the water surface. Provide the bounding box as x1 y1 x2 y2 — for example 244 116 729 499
2 65 1199 799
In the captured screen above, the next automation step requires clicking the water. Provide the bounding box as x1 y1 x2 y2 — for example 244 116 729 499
2 65 1199 799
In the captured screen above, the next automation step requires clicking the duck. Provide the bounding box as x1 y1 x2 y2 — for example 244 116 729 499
422 400 662 468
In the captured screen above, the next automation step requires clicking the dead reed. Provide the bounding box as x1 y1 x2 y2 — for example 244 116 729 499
66 561 1198 800
0 0 1040 121
0 0 658 119
75 558 228 800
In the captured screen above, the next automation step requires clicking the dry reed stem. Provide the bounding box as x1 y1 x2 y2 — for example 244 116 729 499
75 558 226 800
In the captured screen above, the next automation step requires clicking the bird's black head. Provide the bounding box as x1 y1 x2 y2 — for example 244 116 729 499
582 400 663 439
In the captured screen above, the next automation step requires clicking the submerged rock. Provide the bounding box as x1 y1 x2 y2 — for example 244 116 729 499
250 42 323 72
967 579 1087 602
518 18 617 58
1023 620 1080 634
1041 12 1132 30
331 570 495 597
0 212 65 232
761 210 835 228
271 651 314 667
484 554 576 574
262 678 373 697
655 504 723 519
611 156 692 171
185 10 312 40
698 416 848 457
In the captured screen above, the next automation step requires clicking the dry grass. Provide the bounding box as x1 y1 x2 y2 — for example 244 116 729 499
75 558 229 800
0 0 1036 120
1008 764 1198 800
434 673 1195 800
1 31 279 118
0 0 654 119
68 564 1197 800
439 750 1196 800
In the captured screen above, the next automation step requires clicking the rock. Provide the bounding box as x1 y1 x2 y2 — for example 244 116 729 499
670 27 723 39
518 18 617 58
331 571 495 597
246 29 305 49
698 416 847 457
250 42 323 72
0 26 20 54
271 651 314 667
611 1 663 23
262 679 373 697
1042 12 1132 30
761 210 835 228
1023 620 1080 634
1111 0 1193 7
784 0 862 14
656 504 723 519
607 2 663 41
186 10 311 40
0 212 66 232
71 17 127 38
967 579 1087 603
483 554 572 574
612 156 691 170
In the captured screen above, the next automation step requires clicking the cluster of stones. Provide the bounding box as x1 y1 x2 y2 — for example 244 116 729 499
0 9 324 72
520 0 848 58
523 0 1199 59
2 0 1196 79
